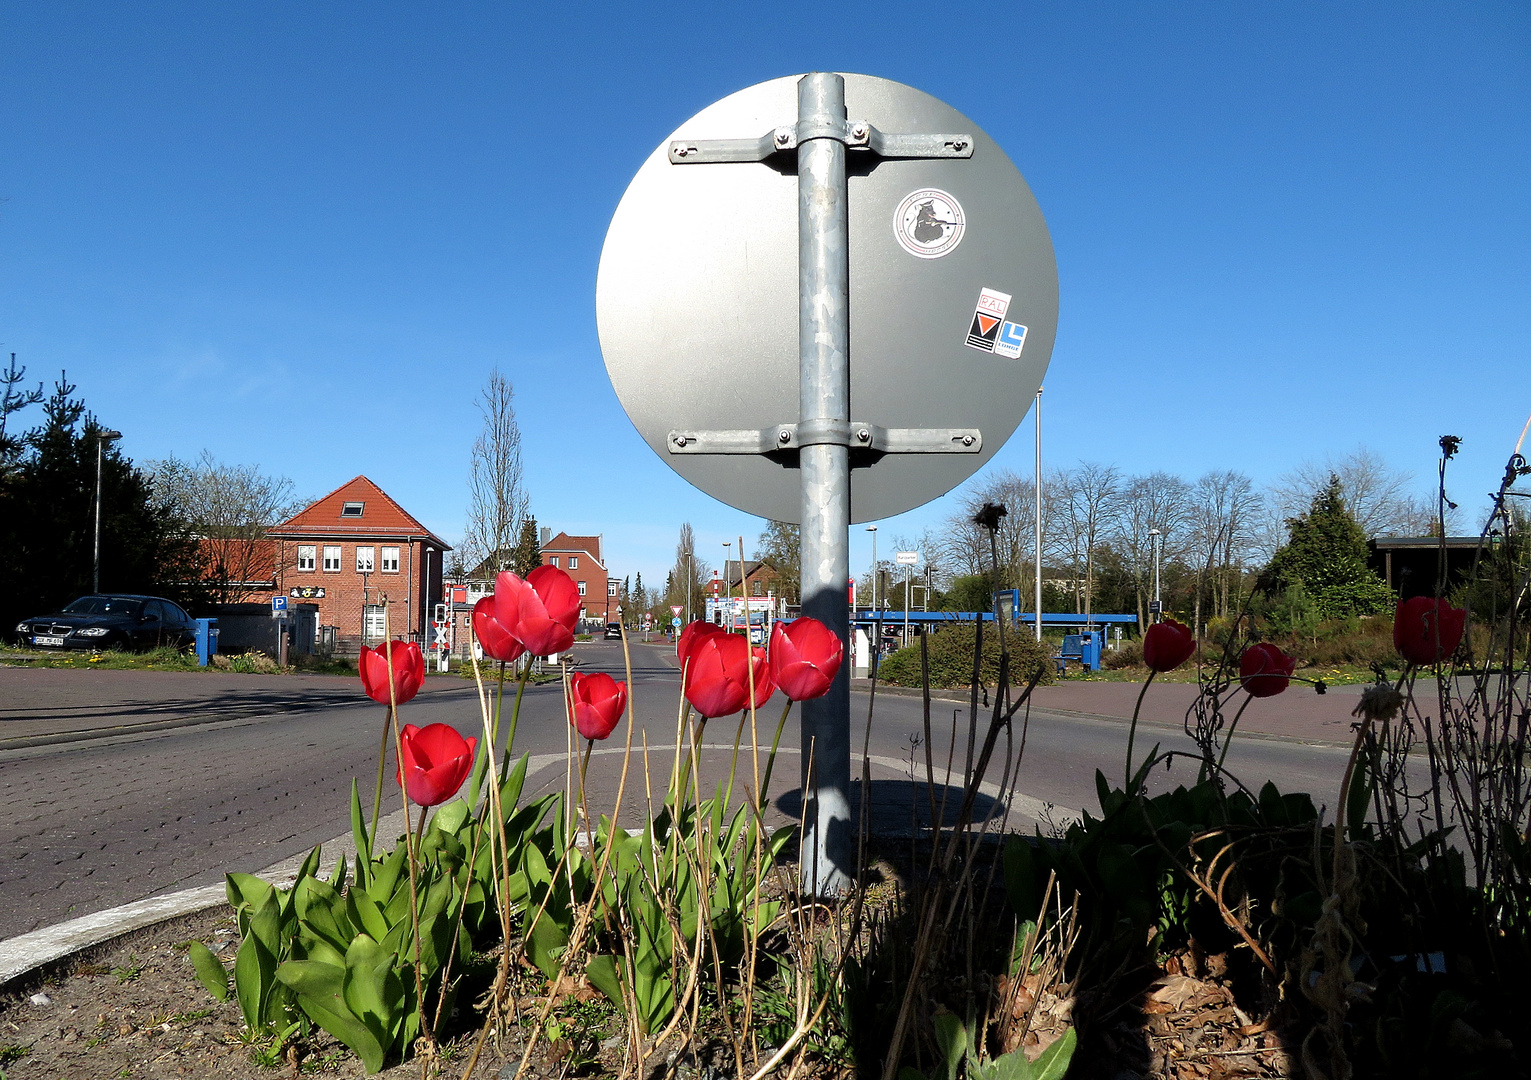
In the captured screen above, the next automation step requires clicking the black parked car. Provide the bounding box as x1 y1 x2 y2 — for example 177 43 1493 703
14 595 197 652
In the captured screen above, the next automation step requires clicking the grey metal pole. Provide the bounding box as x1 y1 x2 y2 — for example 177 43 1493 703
93 436 103 594
1033 388 1043 642
1152 529 1163 620
797 71 852 896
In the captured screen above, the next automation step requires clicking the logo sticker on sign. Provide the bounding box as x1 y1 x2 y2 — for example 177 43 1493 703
965 288 1011 352
994 320 1029 359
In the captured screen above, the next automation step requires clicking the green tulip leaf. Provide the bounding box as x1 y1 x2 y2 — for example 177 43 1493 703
347 890 390 944
430 799 470 837
233 929 276 1031
277 960 388 1074
349 780 372 889
187 941 230 1002
585 954 624 1008
1028 1027 1077 1080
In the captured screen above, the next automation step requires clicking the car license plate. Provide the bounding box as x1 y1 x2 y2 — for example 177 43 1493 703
33 635 66 647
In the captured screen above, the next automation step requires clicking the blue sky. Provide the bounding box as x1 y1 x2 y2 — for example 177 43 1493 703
3 2 1527 585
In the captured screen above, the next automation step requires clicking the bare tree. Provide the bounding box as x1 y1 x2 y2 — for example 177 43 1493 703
756 520 801 604
1188 469 1260 632
940 468 1044 599
147 451 301 605
1050 462 1122 618
1111 471 1193 626
666 522 709 621
1270 446 1428 539
463 371 528 577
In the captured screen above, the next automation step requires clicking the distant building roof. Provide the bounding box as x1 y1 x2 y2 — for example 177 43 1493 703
267 476 450 548
541 532 604 567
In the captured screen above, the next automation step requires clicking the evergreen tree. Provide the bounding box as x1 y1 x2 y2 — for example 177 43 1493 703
0 373 198 630
508 517 543 578
1260 476 1392 619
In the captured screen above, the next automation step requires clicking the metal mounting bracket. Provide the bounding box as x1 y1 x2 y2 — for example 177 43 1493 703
669 120 973 165
666 421 981 455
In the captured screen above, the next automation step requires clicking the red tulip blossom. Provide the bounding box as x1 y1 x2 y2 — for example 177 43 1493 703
769 617 843 700
1239 642 1295 698
493 566 580 657
684 630 775 717
569 672 628 740
1142 619 1196 673
677 620 723 673
396 723 477 806
471 596 525 663
1393 597 1467 666
359 640 425 706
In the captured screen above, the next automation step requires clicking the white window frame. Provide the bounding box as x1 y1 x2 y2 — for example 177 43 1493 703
577 580 587 596
569 556 578 570
380 546 400 573
608 581 618 597
322 545 342 572
341 502 365 518
356 546 375 573
297 545 316 572
550 556 560 567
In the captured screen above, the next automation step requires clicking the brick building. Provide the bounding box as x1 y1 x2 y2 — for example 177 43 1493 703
267 477 448 655
721 559 781 599
538 529 616 627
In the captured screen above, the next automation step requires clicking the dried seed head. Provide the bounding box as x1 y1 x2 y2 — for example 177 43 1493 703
1352 684 1405 725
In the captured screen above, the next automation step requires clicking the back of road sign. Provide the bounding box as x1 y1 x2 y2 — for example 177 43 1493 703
596 73 1057 524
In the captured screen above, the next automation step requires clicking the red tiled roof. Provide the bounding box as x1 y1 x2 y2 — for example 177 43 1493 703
541 532 603 566
267 476 450 548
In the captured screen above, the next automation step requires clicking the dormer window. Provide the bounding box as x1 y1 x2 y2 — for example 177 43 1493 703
341 502 365 518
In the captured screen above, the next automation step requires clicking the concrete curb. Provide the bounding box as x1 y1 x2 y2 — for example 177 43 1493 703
0 805 409 990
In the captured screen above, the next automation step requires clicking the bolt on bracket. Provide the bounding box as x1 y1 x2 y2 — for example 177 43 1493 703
669 120 973 165
667 422 981 455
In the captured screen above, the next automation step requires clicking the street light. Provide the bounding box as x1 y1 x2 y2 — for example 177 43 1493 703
1149 528 1163 623
865 525 877 614
722 541 732 630
93 428 122 593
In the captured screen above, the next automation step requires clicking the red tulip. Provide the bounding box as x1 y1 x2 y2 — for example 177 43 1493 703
683 631 754 717
748 644 776 709
396 722 476 806
1142 619 1196 673
1393 597 1467 666
769 617 843 700
472 595 525 663
359 640 425 705
493 566 580 656
677 620 722 672
569 672 627 740
1239 642 1295 698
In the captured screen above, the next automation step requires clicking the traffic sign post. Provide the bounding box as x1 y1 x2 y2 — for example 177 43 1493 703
598 73 1056 893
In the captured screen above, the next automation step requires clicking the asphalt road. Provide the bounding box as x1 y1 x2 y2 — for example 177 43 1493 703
0 641 1352 940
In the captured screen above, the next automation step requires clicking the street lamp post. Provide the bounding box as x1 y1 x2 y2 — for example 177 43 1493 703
93 428 123 593
1149 528 1163 623
722 541 732 630
866 525 878 614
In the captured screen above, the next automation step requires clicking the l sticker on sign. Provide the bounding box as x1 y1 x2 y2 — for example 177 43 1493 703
965 288 1012 352
994 320 1028 359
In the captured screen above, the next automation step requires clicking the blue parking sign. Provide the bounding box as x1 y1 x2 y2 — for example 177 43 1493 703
271 595 288 613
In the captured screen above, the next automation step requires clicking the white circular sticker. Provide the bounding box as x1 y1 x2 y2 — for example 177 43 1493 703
893 188 966 259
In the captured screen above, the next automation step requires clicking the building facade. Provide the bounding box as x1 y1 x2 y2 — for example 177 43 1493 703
538 529 614 627
267 476 449 655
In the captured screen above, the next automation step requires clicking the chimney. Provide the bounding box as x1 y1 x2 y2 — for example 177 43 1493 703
540 526 551 546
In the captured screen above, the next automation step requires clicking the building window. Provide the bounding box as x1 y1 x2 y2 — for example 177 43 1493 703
569 556 578 570
341 502 365 518
577 581 587 596
323 546 342 572
753 581 763 596
550 556 559 567
363 605 385 642
297 545 316 572
608 581 618 597
356 546 375 573
381 546 400 573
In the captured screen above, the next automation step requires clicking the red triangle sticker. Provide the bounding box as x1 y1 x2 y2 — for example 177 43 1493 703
976 314 1000 335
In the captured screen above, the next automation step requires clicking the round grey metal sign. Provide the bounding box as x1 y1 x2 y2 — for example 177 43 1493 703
596 73 1057 524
